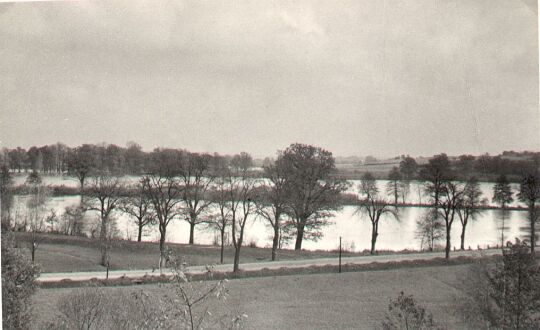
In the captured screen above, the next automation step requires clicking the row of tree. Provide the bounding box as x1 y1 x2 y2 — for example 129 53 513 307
1 144 348 272
412 154 539 258
393 152 540 182
2 142 539 180
2 146 538 271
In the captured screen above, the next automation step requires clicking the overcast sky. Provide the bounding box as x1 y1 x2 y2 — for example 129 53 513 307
0 0 538 158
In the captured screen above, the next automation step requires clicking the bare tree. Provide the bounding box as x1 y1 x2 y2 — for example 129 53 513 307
457 176 485 250
60 205 85 236
119 179 155 242
142 173 183 270
25 171 51 264
439 181 464 259
256 158 289 261
179 152 214 245
356 172 399 255
518 174 540 253
208 175 231 264
415 208 444 251
85 174 124 266
227 153 257 272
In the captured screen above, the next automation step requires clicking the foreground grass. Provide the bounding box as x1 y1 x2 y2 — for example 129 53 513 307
31 264 474 329
15 232 378 273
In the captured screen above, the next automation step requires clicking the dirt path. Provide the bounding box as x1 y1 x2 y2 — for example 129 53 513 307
37 249 501 283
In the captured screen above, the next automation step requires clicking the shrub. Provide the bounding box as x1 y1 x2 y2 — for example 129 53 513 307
382 291 441 330
48 255 246 329
459 239 540 329
2 231 40 329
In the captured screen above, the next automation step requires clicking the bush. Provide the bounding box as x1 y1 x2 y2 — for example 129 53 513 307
382 291 441 330
459 239 540 329
48 256 246 329
2 231 40 329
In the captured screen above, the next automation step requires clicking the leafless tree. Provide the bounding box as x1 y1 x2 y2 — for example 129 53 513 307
25 171 51 264
457 177 485 250
226 153 257 272
439 181 464 259
142 173 183 270
415 208 444 251
179 152 214 245
85 174 124 266
256 158 289 261
356 172 399 254
119 179 155 242
208 171 232 264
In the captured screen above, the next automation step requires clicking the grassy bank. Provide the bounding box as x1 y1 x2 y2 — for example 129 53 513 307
31 263 476 329
15 232 374 273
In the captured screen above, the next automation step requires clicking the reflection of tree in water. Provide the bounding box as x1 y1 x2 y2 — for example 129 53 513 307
495 208 511 247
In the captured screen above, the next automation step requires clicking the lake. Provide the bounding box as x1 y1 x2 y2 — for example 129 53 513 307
12 191 528 252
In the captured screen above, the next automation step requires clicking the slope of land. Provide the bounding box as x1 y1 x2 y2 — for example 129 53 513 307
32 264 475 329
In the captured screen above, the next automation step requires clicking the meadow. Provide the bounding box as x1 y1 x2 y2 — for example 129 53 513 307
31 264 476 329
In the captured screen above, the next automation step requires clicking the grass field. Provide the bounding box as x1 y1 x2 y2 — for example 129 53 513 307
14 232 371 273
31 264 475 329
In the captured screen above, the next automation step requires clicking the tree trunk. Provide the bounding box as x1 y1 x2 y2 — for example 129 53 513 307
31 236 36 264
460 225 466 251
294 222 305 250
100 215 108 266
100 243 108 266
79 178 85 205
233 245 241 272
445 224 451 259
370 222 378 255
159 226 167 271
272 224 279 261
189 221 195 245
220 228 225 264
137 223 143 242
530 204 536 254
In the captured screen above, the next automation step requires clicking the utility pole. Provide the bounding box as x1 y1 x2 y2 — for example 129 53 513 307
339 236 342 273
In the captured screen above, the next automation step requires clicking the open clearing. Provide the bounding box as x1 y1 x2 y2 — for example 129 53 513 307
32 264 474 329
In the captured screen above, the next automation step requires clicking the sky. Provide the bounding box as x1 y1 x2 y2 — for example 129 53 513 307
0 0 538 158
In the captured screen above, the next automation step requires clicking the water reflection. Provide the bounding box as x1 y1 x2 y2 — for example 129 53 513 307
12 195 528 252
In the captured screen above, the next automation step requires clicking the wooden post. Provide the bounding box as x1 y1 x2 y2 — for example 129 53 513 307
339 237 342 274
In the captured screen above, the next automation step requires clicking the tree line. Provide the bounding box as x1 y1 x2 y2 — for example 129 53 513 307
394 151 540 182
1 145 539 271
1 143 539 181
1 143 348 273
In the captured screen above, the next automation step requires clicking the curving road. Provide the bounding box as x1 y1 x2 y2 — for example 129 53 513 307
37 249 502 283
